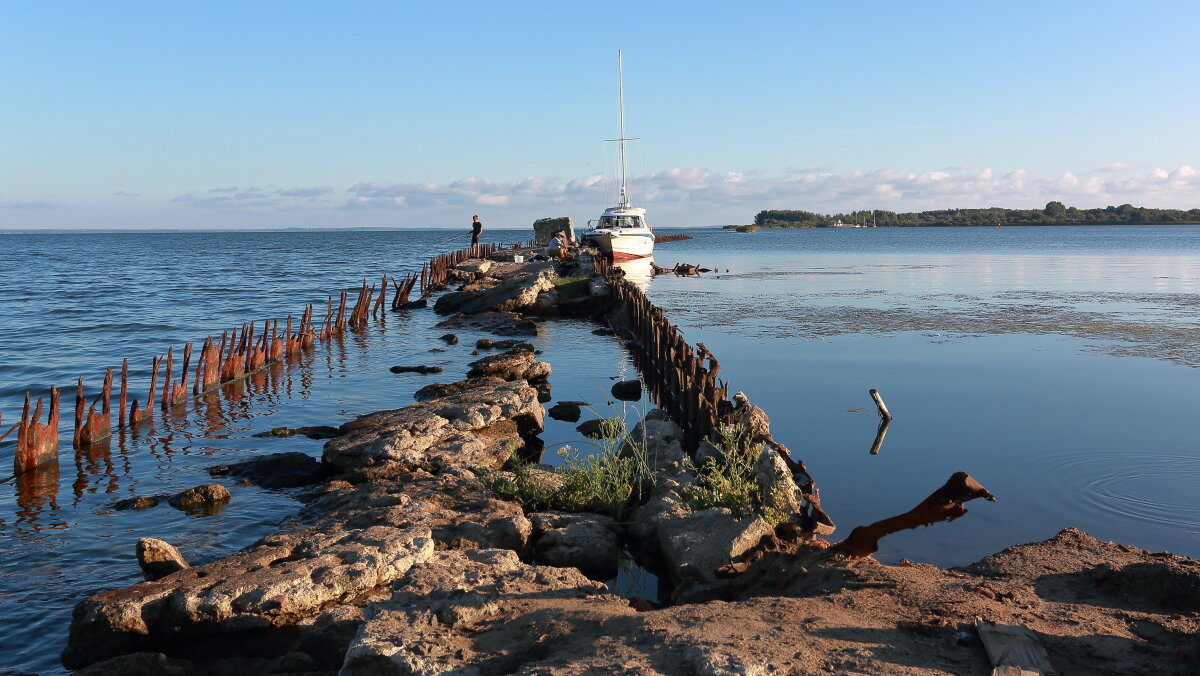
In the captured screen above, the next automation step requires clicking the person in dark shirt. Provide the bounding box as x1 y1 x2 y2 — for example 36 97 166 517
471 215 483 245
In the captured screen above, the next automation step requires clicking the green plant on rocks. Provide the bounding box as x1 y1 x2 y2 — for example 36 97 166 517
480 415 652 520
684 424 763 519
551 275 591 302
478 451 557 512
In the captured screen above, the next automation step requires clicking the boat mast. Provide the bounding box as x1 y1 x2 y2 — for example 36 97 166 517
606 50 638 209
617 50 629 207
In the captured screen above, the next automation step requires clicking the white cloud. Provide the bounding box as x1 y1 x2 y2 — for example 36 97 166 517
167 164 1200 221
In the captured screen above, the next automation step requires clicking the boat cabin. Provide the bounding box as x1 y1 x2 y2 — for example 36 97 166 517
590 207 649 231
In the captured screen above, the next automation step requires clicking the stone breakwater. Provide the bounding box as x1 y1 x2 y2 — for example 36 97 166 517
62 254 1200 675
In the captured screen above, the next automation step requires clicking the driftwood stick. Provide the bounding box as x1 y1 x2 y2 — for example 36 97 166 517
869 419 890 455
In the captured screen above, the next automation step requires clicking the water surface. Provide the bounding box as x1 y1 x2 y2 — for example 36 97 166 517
2 225 1198 672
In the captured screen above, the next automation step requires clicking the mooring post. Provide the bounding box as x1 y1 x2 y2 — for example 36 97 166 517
869 419 890 455
869 389 892 421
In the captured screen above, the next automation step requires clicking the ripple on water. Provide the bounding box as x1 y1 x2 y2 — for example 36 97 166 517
1039 449 1200 531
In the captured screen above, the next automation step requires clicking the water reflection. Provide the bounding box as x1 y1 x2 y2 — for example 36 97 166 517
614 257 655 291
15 462 62 532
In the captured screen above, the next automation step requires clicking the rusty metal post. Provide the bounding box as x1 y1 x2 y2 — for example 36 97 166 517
15 387 60 474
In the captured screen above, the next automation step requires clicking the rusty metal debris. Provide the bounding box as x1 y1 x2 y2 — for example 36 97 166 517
838 472 996 557
653 233 692 244
15 388 60 474
73 369 113 448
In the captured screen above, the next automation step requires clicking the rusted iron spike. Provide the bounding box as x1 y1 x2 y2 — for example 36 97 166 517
178 342 192 400
73 378 86 448
77 368 113 447
335 290 348 333
132 355 161 423
242 321 256 373
374 274 387 316
838 472 996 558
118 359 128 428
160 347 174 411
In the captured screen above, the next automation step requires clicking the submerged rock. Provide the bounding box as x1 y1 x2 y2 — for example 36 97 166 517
251 425 341 439
577 417 623 439
475 338 535 351
112 496 162 511
548 401 584 422
439 333 459 345
136 538 189 582
167 484 231 512
389 364 444 374
208 452 331 489
437 311 539 336
610 379 642 401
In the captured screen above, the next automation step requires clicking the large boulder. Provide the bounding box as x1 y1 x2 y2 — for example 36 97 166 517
466 350 552 382
626 411 686 472
753 445 804 520
63 526 435 670
658 508 774 603
530 512 620 580
433 264 556 315
412 376 505 403
323 380 543 475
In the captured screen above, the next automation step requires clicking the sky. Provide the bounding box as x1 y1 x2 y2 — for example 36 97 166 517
2 1 1198 230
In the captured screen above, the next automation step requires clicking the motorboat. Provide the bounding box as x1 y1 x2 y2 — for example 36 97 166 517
582 51 654 261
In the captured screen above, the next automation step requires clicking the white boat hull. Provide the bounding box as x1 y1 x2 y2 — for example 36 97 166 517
585 229 655 260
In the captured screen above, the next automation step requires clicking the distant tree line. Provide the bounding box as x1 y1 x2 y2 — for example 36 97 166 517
742 203 1200 228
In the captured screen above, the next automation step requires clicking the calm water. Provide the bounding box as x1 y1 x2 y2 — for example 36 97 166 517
1 225 1198 672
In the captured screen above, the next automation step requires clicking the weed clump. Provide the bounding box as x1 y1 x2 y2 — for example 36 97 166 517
480 417 651 520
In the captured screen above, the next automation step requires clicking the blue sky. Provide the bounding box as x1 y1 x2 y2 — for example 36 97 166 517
2 1 1198 229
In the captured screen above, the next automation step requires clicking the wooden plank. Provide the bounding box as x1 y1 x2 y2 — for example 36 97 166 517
976 620 1056 675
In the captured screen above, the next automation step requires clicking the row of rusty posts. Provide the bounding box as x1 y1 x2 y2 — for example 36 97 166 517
6 279 370 475
4 240 518 478
417 240 535 292
608 277 730 453
652 233 693 244
421 243 500 291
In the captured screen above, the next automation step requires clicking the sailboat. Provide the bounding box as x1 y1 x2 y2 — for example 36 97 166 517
582 51 654 261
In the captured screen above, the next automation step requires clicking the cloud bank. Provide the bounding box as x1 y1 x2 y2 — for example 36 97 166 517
70 164 1200 229
331 164 1200 213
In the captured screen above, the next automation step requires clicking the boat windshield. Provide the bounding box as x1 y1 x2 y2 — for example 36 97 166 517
601 215 642 229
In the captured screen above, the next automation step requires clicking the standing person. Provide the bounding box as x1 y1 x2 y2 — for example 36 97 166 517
470 215 483 245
